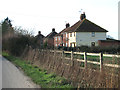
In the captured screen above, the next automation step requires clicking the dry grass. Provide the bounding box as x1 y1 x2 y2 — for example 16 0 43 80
22 46 120 88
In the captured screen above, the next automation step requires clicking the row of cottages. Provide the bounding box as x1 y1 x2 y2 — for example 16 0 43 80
54 13 108 47
35 28 58 48
35 13 120 48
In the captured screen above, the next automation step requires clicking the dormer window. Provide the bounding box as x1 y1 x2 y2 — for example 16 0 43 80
92 32 95 37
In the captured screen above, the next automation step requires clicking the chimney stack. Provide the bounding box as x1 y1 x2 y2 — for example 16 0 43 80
52 28 55 32
38 31 41 35
66 23 70 28
80 12 86 20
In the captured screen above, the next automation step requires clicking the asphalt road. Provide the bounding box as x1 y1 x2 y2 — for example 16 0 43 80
1 56 40 88
0 55 2 89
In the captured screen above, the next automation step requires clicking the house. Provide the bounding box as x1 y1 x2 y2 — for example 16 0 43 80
54 23 70 47
35 31 45 47
44 28 57 47
54 13 108 47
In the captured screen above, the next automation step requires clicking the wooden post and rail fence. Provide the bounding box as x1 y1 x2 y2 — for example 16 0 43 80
48 50 120 72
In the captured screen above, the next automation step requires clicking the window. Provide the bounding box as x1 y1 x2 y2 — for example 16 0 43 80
74 32 75 37
56 37 57 41
66 43 67 47
70 33 72 37
92 32 95 37
56 44 57 46
66 33 67 38
59 37 60 40
91 42 95 46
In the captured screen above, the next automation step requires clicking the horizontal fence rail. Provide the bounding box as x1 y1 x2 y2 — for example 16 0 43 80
103 54 120 58
42 49 120 71
50 50 120 57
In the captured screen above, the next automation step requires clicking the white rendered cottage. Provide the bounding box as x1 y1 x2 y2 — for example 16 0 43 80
67 18 108 47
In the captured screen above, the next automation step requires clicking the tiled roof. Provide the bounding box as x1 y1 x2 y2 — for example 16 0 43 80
35 34 45 38
46 31 57 38
59 27 71 34
55 27 71 36
55 18 108 37
69 19 108 32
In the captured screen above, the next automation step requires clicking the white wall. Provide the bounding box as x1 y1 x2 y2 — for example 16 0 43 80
75 32 106 46
69 32 76 47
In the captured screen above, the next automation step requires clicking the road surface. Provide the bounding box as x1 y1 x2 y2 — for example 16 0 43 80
1 56 40 88
0 55 2 89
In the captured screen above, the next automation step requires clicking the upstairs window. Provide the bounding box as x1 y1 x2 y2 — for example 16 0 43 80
66 33 67 38
92 32 95 37
59 37 60 40
56 37 57 40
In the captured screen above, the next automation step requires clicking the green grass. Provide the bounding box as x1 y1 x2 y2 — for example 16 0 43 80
2 52 74 88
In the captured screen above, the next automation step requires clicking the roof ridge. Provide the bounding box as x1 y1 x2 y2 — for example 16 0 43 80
74 19 86 32
46 32 52 38
59 27 71 34
46 31 57 38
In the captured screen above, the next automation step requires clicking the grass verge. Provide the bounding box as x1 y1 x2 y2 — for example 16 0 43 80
2 52 73 88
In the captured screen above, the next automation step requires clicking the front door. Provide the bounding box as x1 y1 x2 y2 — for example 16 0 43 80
91 42 95 46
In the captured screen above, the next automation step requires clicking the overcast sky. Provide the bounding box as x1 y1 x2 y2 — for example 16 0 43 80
0 0 119 39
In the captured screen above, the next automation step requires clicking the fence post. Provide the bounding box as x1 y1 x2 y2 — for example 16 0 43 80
84 52 87 68
100 52 103 72
54 50 56 56
62 50 64 59
71 51 73 66
71 51 73 60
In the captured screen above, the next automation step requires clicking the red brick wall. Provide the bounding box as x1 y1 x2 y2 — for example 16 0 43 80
62 33 69 47
54 33 69 47
63 33 66 46
67 33 69 47
98 40 120 46
54 36 62 47
54 37 57 47
47 38 54 46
